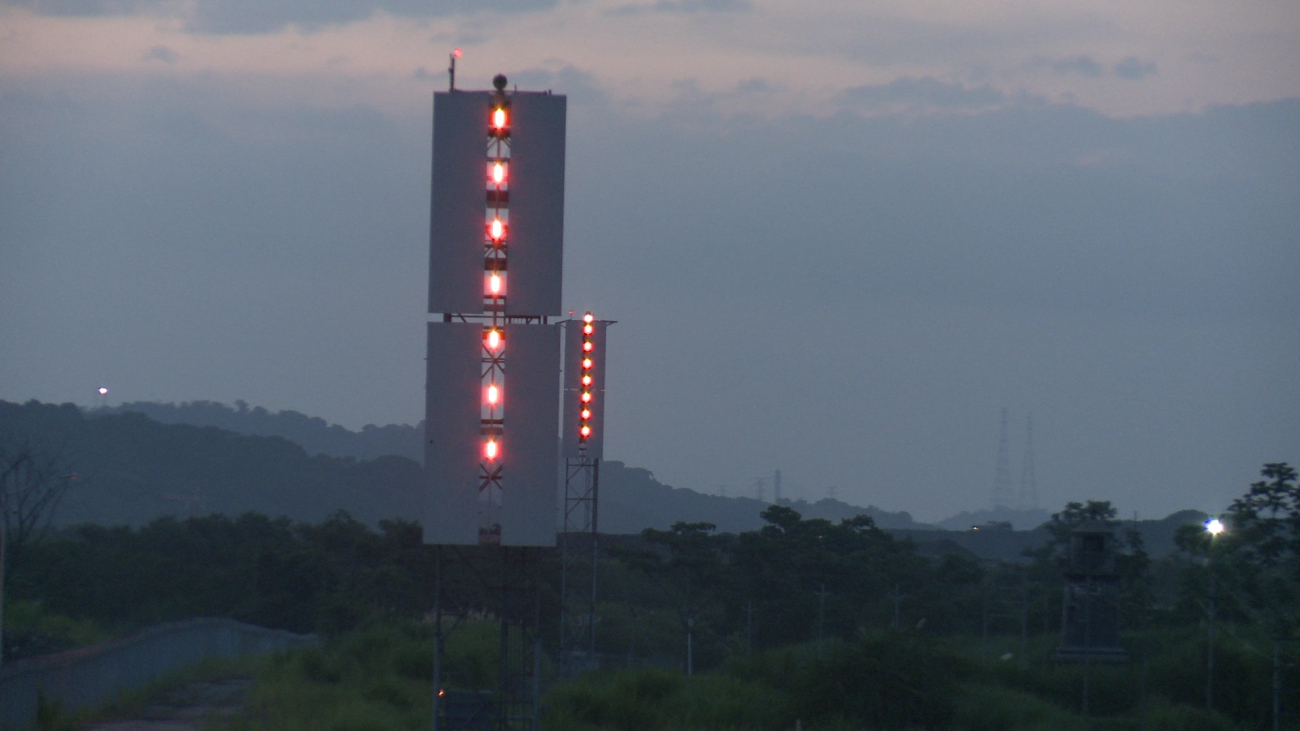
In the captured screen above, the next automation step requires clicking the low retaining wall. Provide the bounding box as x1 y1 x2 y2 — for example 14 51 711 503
0 617 316 730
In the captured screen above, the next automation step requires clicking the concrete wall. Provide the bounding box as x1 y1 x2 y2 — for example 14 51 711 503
0 617 316 731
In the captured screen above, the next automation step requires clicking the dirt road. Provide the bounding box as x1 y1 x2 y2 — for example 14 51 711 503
85 677 253 731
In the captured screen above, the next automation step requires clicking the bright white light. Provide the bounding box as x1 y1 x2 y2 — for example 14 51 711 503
583 324 593 335
487 385 499 405
486 329 501 350
492 108 507 129
581 375 592 386
582 358 592 369
489 274 502 295
580 425 591 437
492 162 505 185
1206 518 1225 535
583 312 594 323
581 391 592 403
485 439 499 460
581 408 591 420
97 387 108 396
582 341 593 352
489 219 504 240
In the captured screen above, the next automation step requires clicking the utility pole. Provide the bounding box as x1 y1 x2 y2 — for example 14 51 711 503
816 584 827 659
746 600 754 655
686 616 694 676
889 586 905 630
990 407 1013 509
1017 412 1038 510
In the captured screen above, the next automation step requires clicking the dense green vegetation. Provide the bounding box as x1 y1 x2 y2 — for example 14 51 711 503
169 618 1292 731
4 402 1298 730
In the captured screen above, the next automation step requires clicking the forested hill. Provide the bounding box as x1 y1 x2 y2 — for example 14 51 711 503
2 400 924 533
597 461 927 532
101 400 423 462
1 400 419 527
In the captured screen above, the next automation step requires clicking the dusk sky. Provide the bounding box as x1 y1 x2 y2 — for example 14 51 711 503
1 0 1296 522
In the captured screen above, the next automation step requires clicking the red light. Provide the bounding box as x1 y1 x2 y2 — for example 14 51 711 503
489 219 504 241
493 108 507 129
581 408 591 420
484 439 499 460
581 391 592 403
486 329 502 350
453 49 462 59
583 312 594 323
580 425 591 437
582 358 592 369
581 375 592 386
582 341 593 352
491 162 505 185
486 385 499 405
583 324 593 335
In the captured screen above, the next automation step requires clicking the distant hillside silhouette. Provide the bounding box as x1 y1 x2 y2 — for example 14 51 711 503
597 461 926 533
88 400 926 531
936 505 1051 531
2 400 418 527
101 400 423 462
4 400 924 535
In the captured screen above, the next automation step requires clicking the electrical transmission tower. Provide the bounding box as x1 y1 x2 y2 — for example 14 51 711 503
990 408 1014 509
1017 413 1038 510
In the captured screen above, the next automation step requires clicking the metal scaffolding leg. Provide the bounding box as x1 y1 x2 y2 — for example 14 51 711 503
430 546 541 731
559 457 599 676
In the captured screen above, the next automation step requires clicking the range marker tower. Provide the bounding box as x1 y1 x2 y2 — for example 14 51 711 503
422 68 612 729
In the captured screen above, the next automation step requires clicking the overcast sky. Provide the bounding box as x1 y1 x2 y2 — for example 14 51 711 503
1 0 1297 522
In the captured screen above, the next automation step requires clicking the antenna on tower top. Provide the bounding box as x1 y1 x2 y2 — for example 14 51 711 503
990 408 1013 509
1018 413 1038 510
448 48 461 91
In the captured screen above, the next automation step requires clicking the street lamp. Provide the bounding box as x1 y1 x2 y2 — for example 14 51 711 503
1204 517 1224 723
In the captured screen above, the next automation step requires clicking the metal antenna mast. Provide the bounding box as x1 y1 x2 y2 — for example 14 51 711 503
1018 413 1038 510
990 407 1014 509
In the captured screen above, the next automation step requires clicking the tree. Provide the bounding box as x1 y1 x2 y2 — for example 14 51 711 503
1 442 77 564
1 440 76 665
1223 463 1300 625
1217 463 1298 731
628 522 728 674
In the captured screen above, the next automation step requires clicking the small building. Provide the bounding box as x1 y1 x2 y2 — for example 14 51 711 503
1054 520 1129 662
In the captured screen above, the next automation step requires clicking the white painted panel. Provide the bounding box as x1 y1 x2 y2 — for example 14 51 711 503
422 322 484 544
428 92 490 315
499 323 561 546
506 93 566 317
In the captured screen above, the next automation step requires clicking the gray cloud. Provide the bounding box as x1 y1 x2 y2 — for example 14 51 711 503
734 78 775 94
1 0 560 33
606 0 749 16
1028 55 1104 77
1113 56 1158 81
838 76 1005 111
143 45 178 64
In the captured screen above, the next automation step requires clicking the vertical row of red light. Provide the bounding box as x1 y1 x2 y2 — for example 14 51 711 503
482 95 510 466
578 312 595 447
